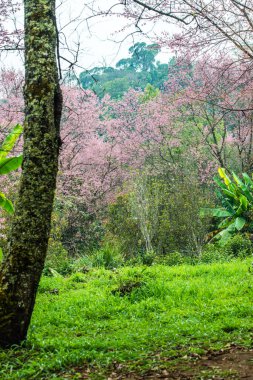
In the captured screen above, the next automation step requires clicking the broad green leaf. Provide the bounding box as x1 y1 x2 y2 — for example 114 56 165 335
0 192 14 214
227 182 237 193
0 247 3 262
235 217 246 231
239 194 248 211
218 217 231 229
235 206 243 217
240 187 253 202
232 172 244 187
0 155 23 175
213 176 227 190
242 173 253 187
200 208 232 218
222 189 238 200
0 124 23 159
212 228 233 245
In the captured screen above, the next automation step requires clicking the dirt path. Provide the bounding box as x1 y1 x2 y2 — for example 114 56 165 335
61 347 253 379
107 347 253 380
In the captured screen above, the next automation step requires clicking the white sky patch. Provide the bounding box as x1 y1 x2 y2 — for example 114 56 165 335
0 0 176 75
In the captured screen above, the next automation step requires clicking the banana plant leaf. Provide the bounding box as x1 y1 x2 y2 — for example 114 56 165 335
200 208 233 218
232 172 244 187
0 155 23 175
214 176 227 190
242 173 253 187
222 188 238 200
235 216 246 231
0 192 14 214
0 124 23 160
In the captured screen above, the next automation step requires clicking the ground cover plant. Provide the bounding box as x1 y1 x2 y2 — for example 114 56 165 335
0 258 252 379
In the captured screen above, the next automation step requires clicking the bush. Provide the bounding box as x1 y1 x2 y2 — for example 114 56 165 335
155 251 184 266
70 256 93 273
106 194 144 258
199 245 233 264
68 272 87 283
51 196 105 257
106 175 213 259
141 250 155 266
44 240 72 276
223 234 253 258
200 234 253 264
90 242 124 269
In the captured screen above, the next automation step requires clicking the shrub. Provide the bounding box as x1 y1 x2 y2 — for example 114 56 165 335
44 240 72 275
223 234 253 258
141 250 155 266
199 245 232 264
155 251 184 266
70 256 93 273
90 242 124 269
68 272 87 283
201 168 253 243
106 176 213 259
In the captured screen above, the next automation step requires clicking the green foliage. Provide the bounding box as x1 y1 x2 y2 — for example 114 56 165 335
0 124 23 215
0 192 14 215
50 196 105 257
199 245 233 264
201 168 253 243
0 260 252 378
0 124 23 160
107 175 212 259
223 234 252 258
90 242 124 269
141 250 156 266
139 83 160 103
155 251 184 266
79 43 170 99
44 240 72 276
107 194 144 257
199 234 252 263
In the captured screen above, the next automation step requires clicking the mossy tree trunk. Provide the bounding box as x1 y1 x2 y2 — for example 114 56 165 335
0 0 62 347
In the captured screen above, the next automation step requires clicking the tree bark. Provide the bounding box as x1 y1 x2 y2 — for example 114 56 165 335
0 0 62 347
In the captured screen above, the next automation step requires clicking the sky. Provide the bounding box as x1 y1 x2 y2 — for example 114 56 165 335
0 0 175 75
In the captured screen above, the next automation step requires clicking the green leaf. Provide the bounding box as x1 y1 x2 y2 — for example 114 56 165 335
200 208 233 218
222 189 238 200
235 217 246 231
0 155 23 175
218 218 231 229
0 192 14 214
240 187 253 202
0 124 23 159
239 195 248 211
232 172 244 187
242 173 253 187
213 176 227 190
212 228 233 245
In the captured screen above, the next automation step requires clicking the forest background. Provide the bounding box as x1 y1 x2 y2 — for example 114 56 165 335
1 0 253 272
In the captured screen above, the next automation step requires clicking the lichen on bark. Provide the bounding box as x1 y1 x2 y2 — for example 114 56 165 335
0 0 62 347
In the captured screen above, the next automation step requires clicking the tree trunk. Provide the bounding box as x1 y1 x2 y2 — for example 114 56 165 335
0 0 62 347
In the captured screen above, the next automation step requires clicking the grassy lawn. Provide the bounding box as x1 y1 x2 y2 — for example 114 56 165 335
0 259 252 379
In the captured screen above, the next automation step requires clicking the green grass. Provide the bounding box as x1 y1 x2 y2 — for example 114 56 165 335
0 259 253 379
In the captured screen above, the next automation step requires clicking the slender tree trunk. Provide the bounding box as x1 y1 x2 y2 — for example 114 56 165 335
0 0 62 347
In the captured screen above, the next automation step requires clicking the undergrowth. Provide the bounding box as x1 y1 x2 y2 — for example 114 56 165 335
0 259 252 379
